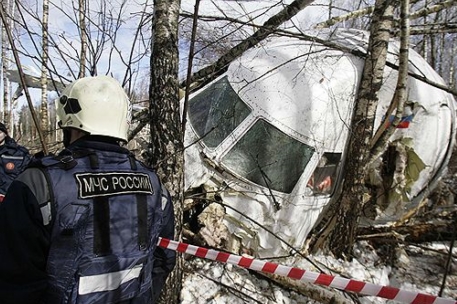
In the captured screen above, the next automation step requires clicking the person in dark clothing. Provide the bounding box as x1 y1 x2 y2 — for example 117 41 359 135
0 75 176 304
0 122 32 202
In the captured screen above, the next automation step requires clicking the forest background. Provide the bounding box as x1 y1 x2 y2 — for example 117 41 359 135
0 0 456 303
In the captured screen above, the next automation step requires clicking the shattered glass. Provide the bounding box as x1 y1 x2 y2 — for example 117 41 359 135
221 119 314 193
188 76 251 148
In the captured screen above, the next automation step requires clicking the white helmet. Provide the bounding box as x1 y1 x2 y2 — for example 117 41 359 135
56 75 132 142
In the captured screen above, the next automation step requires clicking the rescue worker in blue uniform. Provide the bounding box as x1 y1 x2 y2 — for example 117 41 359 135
0 122 31 202
0 75 176 304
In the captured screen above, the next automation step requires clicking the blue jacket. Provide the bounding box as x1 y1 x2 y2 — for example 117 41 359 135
0 137 176 304
0 136 31 195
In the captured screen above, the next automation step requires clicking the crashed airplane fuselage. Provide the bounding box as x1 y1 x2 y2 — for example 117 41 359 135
182 28 456 258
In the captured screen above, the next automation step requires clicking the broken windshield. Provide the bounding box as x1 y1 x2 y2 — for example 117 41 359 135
188 76 251 148
221 119 315 193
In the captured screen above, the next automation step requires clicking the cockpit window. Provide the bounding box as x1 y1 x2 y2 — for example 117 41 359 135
221 119 315 193
188 76 251 148
307 152 342 195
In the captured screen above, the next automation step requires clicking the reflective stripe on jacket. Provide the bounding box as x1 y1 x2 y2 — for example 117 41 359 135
27 140 175 304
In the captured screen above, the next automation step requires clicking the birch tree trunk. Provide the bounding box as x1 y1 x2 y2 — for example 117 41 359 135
40 0 49 148
428 11 438 70
78 0 86 78
450 40 456 89
1 0 13 130
149 0 183 302
0 2 47 153
310 0 395 258
1 13 9 126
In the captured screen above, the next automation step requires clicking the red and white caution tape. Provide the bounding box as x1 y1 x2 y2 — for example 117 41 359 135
158 237 457 304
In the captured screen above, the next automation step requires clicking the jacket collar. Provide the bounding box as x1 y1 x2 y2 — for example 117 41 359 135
67 136 130 154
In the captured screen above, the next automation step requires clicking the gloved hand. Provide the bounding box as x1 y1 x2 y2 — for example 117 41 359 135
0 194 5 203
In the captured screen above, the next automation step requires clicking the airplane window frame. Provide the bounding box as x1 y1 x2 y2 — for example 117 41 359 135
187 76 252 148
307 152 342 195
220 119 315 194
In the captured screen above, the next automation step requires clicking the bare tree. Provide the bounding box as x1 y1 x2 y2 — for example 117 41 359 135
149 0 182 303
40 0 49 147
1 0 15 131
1 7 7 125
0 3 47 153
310 0 396 258
1 1 457 300
183 0 315 88
78 0 87 78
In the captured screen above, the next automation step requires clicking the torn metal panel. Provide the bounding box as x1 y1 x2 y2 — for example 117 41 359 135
182 28 456 258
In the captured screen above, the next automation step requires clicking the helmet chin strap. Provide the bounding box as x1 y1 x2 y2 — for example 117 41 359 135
62 129 72 148
62 128 89 147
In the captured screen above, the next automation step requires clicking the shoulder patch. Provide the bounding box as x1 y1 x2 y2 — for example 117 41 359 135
75 172 154 199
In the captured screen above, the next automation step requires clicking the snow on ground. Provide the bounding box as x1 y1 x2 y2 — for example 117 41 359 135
174 2 457 303
179 240 457 303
